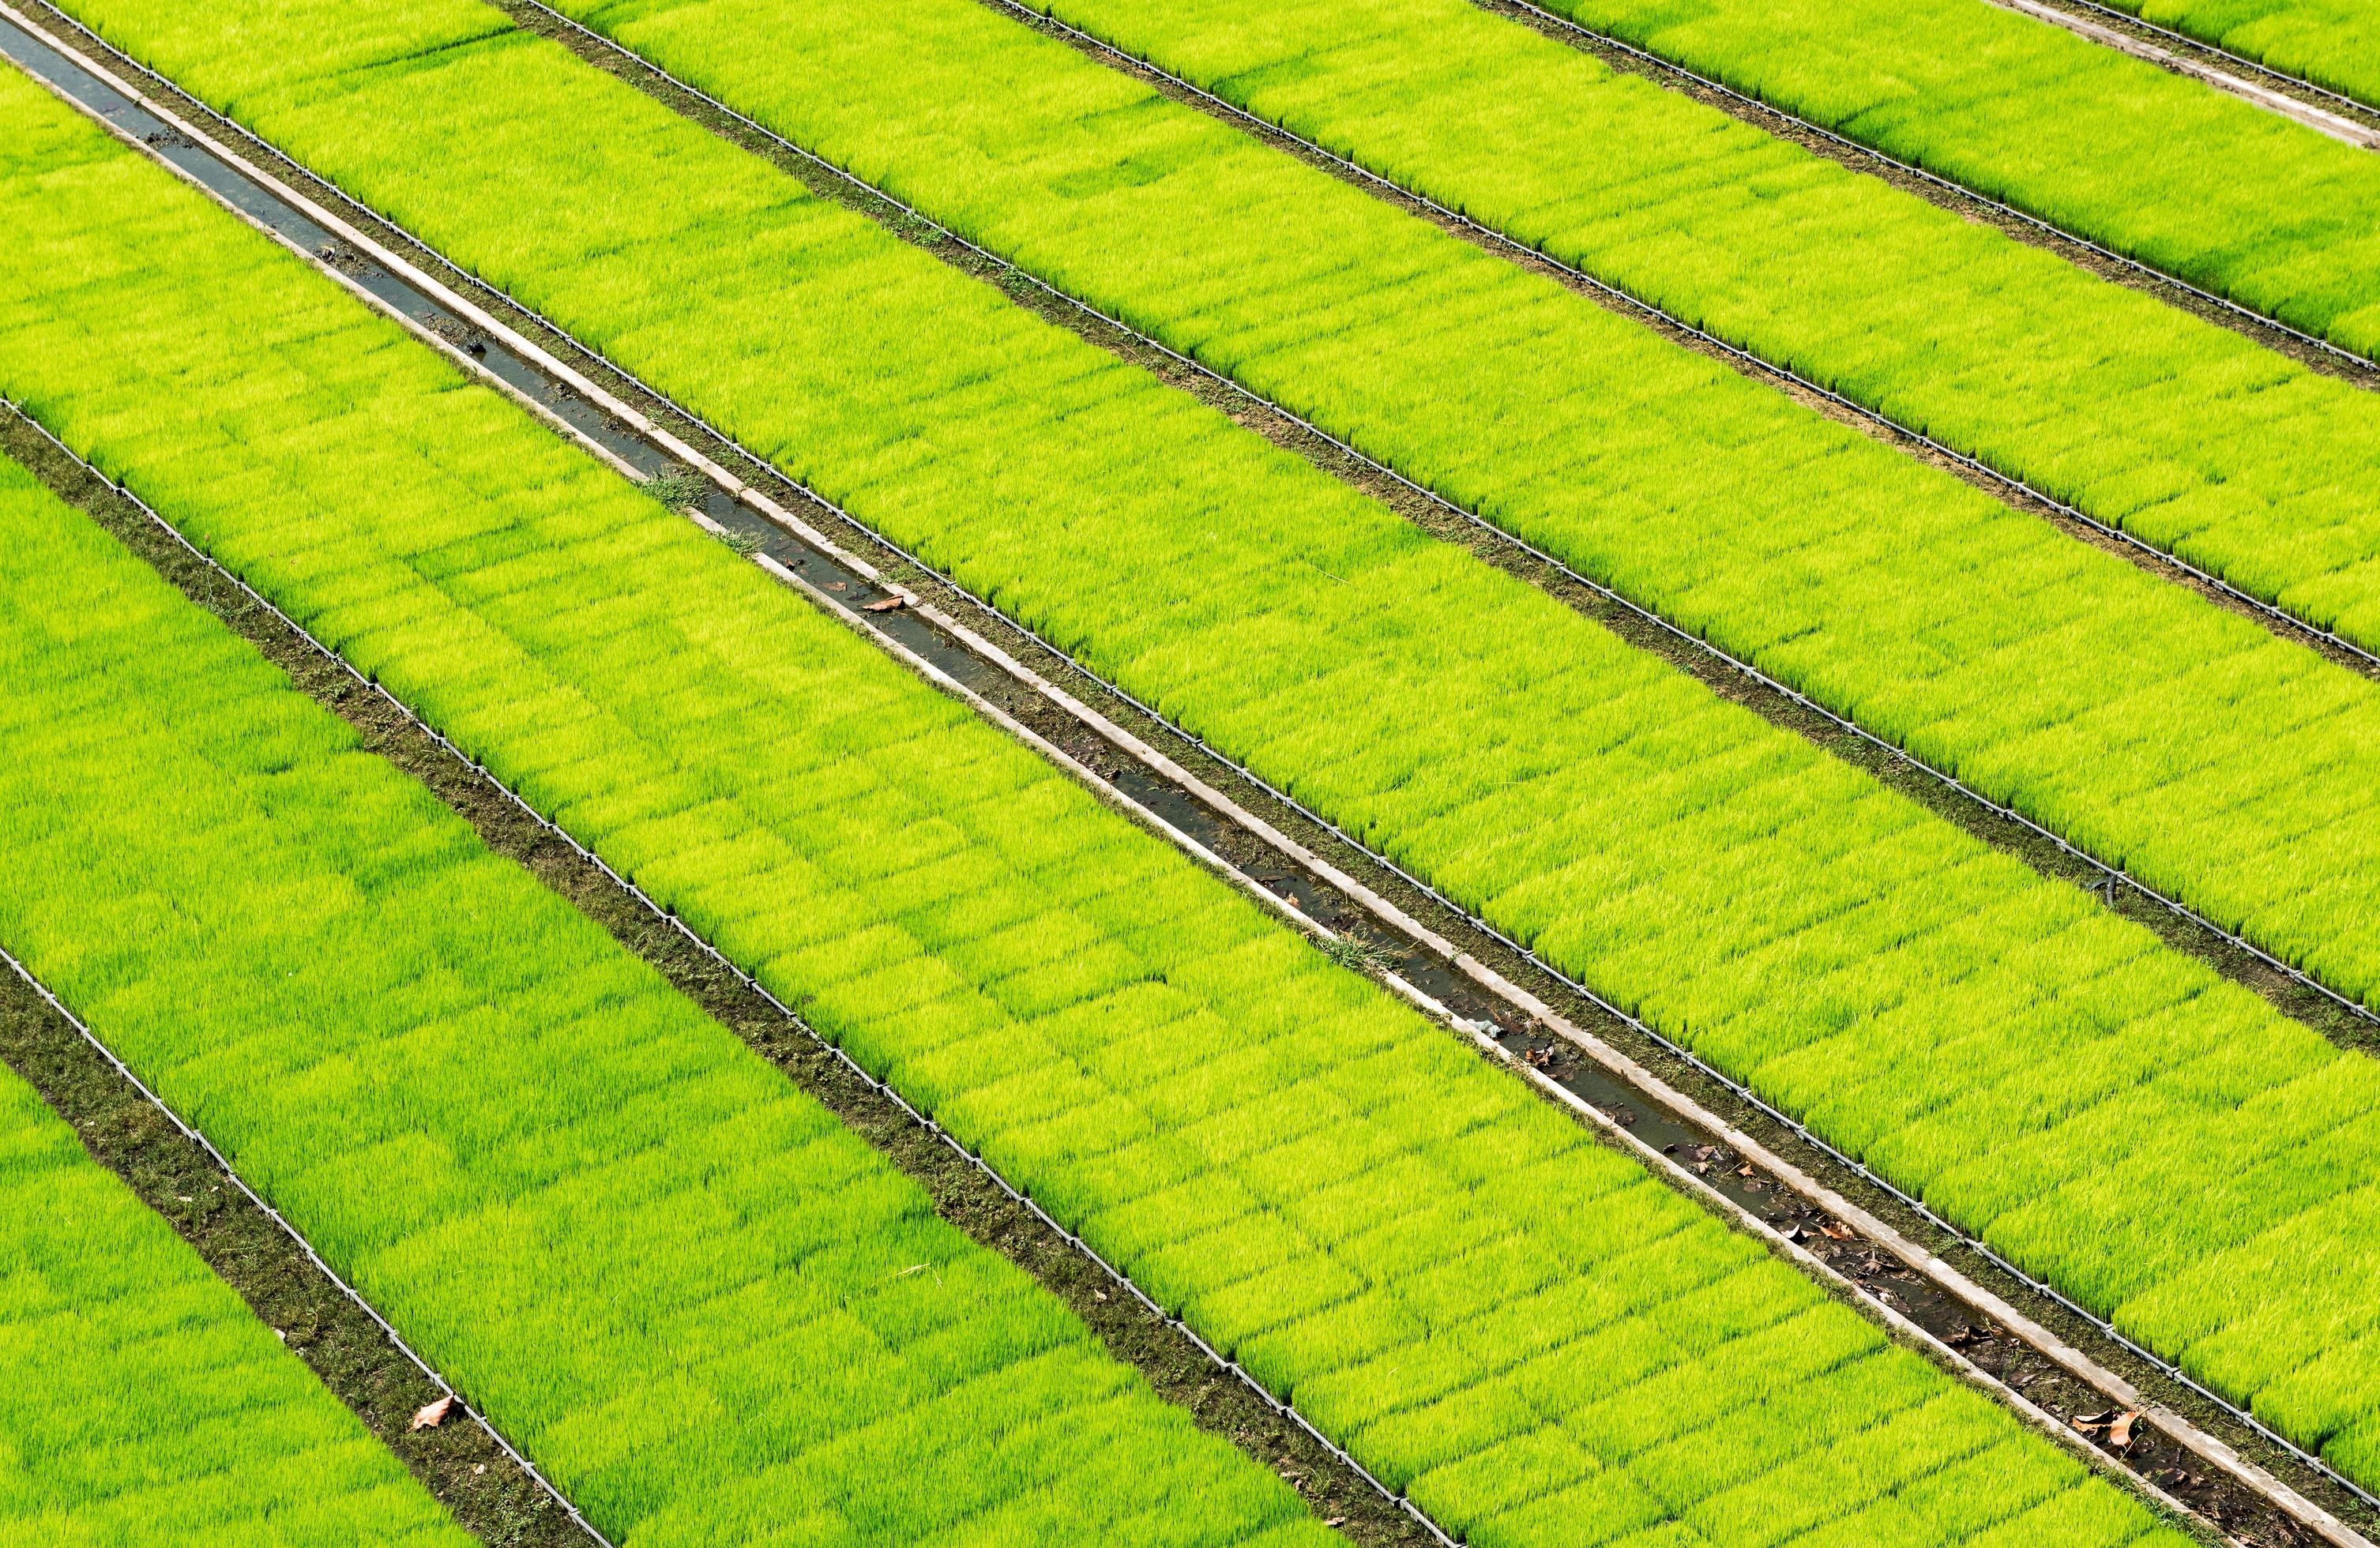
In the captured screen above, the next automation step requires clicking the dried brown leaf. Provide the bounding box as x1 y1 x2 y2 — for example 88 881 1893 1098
2108 1411 2140 1448
862 595 908 614
1818 1221 1855 1242
411 1395 455 1431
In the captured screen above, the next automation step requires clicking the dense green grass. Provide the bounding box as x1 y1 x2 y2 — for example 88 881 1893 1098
0 1025 467 1544
1515 0 2380 357
79 0 2380 1027
11 12 2380 1497
2100 0 2380 108
0 115 2175 1548
1001 0 2380 646
0 464 1341 1544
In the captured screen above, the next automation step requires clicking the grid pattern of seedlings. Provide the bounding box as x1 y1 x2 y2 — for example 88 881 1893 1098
2097 0 2380 108
517 0 2380 992
0 1039 467 1545
66 0 2380 1035
0 72 2190 1546
1000 0 2380 647
1513 0 2380 355
0 457 1337 1548
12 12 2380 1490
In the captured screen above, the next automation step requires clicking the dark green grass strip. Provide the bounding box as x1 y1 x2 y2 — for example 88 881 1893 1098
0 66 2189 1547
2 16 2370 1502
0 983 469 1545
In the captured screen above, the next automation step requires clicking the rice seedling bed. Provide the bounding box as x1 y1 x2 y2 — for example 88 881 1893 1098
0 446 1358 1545
0 56 2201 1547
0 979 472 1545
81 0 2380 1037
2082 0 2380 114
0 412 1446 1548
1481 0 2380 361
297 0 2378 1069
13 0 2380 1502
963 0 2380 669
1 46 2347 1530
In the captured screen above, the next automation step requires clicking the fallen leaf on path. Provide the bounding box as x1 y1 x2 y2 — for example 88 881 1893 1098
1818 1221 1855 1242
862 595 908 614
2108 1411 2139 1448
412 1396 455 1431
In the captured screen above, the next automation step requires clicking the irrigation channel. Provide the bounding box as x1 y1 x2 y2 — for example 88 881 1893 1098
1 11 2372 1544
968 0 2380 678
2010 0 2380 132
248 0 2380 1042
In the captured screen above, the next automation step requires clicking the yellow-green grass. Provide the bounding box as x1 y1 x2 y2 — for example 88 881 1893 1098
0 66 2194 1546
0 156 2171 1548
1514 0 2380 357
995 0 2380 648
72 0 2380 1035
7 14 2380 1500
0 455 1338 1546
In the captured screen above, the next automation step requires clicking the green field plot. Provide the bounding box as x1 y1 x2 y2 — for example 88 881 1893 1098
1512 0 2380 358
125 0 2380 1027
0 460 1337 1545
76 0 2380 1027
0 1023 466 1543
2100 0 2380 109
998 0 2380 648
11 9 2380 1501
0 100 2183 1547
